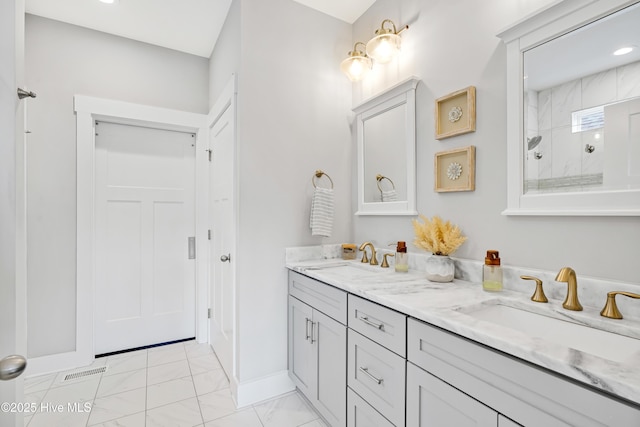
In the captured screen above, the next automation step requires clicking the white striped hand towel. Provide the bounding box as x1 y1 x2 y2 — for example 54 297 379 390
381 189 398 202
310 187 334 237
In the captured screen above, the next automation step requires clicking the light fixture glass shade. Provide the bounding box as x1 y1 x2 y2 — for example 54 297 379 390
341 43 372 82
366 20 405 64
366 33 401 64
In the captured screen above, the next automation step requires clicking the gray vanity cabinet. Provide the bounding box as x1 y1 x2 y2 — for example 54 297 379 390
407 318 640 427
406 362 498 427
288 272 347 427
288 269 640 427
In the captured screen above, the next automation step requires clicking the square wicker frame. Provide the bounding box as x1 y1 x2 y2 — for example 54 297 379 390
434 146 476 192
435 86 476 140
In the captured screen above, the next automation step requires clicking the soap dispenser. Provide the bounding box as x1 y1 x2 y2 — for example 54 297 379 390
483 250 503 292
395 241 408 273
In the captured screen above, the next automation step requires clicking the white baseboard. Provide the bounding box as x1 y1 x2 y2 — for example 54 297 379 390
231 370 295 408
26 350 93 378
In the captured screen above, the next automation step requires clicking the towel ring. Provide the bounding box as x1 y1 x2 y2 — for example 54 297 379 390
376 174 395 192
312 170 334 189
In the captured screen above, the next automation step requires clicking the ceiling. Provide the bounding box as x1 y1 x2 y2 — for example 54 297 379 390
25 0 375 58
525 2 640 91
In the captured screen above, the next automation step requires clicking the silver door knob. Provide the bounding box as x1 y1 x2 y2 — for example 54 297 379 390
220 254 231 262
0 355 27 381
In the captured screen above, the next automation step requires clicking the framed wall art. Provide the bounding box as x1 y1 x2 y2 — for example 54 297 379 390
435 86 476 140
435 145 475 192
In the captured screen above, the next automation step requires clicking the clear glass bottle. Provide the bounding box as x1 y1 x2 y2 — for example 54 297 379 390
395 241 408 272
483 250 503 292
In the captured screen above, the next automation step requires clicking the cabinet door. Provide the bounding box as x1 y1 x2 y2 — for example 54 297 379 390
288 296 315 399
407 362 497 427
315 309 347 427
347 388 395 427
498 415 522 427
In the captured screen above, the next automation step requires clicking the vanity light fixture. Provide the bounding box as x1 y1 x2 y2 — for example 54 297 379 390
340 42 373 82
366 19 409 64
613 46 635 56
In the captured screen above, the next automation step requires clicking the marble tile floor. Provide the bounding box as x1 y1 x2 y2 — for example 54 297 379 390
23 340 327 427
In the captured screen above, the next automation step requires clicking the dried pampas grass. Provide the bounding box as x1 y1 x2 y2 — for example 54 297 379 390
412 215 467 256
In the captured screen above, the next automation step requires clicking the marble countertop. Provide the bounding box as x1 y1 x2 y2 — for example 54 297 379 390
286 258 640 406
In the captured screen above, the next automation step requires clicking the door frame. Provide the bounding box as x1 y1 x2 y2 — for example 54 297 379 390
27 96 208 375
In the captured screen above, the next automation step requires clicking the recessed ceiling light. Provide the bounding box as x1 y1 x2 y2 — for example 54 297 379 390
613 46 634 56
99 0 119 4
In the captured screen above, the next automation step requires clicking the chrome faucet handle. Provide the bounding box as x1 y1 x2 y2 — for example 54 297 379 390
520 275 548 303
600 291 640 319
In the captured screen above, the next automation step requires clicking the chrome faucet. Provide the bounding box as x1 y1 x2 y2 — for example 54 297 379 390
555 267 583 311
359 242 378 266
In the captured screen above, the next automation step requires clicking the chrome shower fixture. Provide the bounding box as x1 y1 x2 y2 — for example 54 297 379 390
527 135 542 151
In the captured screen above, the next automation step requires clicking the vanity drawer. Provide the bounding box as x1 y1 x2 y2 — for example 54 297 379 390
348 329 406 427
348 295 406 357
289 271 347 324
347 387 395 427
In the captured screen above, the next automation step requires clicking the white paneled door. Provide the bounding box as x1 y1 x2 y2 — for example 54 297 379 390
95 122 196 355
209 103 236 379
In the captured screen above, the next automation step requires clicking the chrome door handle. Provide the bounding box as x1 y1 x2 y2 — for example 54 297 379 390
220 254 231 262
17 88 36 99
359 366 383 385
310 321 316 344
359 316 384 330
305 318 311 341
0 355 27 381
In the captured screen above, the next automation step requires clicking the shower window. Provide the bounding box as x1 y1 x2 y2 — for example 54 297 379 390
572 106 604 133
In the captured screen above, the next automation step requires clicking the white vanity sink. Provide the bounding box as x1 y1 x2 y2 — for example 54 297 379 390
463 302 640 364
304 262 385 279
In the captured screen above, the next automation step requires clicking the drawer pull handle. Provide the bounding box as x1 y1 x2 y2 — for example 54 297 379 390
359 367 383 385
359 316 384 330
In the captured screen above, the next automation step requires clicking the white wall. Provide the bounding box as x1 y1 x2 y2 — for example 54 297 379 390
351 0 640 284
25 15 210 358
209 0 240 107
237 0 353 381
208 0 353 385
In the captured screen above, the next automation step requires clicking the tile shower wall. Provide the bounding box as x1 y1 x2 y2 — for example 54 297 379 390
529 60 640 182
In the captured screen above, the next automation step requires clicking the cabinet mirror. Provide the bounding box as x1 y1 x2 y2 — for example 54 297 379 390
499 0 640 215
354 77 419 216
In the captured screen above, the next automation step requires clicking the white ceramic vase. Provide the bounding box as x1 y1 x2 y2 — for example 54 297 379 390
425 254 455 282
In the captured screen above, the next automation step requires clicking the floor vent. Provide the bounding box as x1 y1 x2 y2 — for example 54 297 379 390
63 366 108 382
